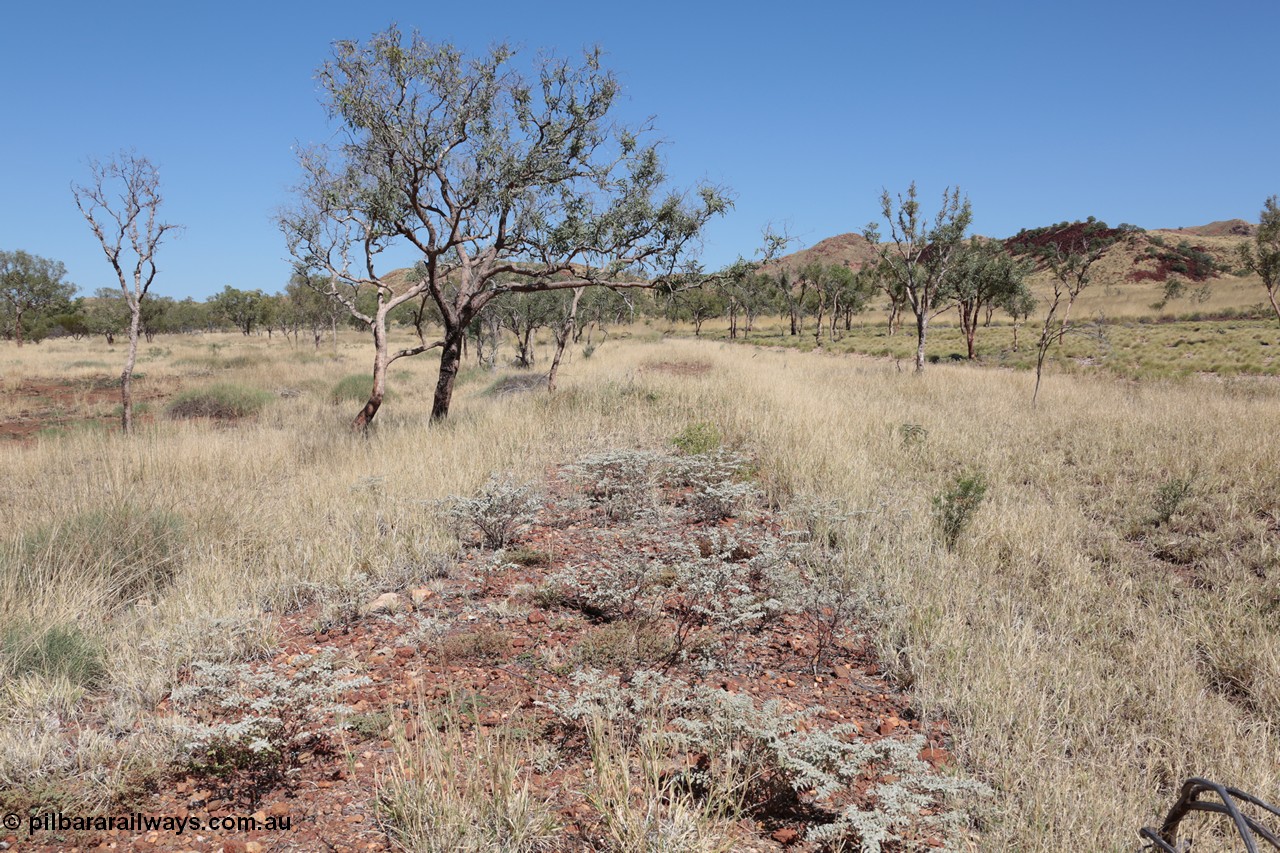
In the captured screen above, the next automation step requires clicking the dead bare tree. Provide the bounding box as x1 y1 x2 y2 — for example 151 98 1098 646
73 152 180 434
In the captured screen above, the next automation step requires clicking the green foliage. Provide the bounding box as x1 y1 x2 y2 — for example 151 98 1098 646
331 373 381 404
0 622 106 689
1239 195 1280 319
672 421 722 455
209 285 267 335
1152 474 1196 526
17 504 186 603
166 383 271 420
932 470 989 551
898 422 928 447
280 26 729 421
0 249 77 344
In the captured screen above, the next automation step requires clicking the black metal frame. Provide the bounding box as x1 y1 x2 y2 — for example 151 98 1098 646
1141 778 1280 852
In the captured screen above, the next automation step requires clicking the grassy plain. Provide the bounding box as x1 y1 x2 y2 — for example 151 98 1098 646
1 329 1278 849
730 315 1280 380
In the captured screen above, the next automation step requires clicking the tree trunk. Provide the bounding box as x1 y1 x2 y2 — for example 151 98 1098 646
914 312 927 373
13 310 23 347
121 300 142 434
1033 351 1047 406
547 288 583 392
431 331 465 421
353 322 389 432
516 328 534 367
887 301 899 336
331 315 338 356
1267 285 1280 325
959 303 977 360
1058 298 1074 344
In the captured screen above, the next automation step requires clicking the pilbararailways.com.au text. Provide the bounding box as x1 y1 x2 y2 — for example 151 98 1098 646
19 812 291 835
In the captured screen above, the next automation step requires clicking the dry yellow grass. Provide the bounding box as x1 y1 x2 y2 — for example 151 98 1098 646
1 331 1278 848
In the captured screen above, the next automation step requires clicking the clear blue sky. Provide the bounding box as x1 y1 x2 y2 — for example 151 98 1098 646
3 0 1277 300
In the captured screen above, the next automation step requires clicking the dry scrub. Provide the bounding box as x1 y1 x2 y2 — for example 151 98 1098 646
1 331 1278 848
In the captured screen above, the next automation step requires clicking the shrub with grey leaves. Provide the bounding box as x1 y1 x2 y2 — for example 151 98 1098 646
445 474 542 549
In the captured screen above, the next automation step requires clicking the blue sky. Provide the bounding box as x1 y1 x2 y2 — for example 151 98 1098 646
3 0 1277 300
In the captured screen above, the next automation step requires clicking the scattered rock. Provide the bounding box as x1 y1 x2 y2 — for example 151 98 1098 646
772 827 800 845
919 746 952 767
410 587 435 608
527 609 547 625
362 592 403 615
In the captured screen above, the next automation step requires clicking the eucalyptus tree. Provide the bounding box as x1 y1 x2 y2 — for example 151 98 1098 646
72 152 180 433
0 250 76 346
864 183 972 372
1239 195 1280 324
493 289 559 367
1009 217 1137 346
947 240 1032 359
210 285 267 335
280 27 729 428
998 283 1036 352
1007 218 1138 403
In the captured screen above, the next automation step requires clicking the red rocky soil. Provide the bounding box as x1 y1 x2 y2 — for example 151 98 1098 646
11 457 972 853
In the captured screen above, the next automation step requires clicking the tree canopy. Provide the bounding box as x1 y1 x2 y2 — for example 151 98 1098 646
0 250 76 346
280 26 730 425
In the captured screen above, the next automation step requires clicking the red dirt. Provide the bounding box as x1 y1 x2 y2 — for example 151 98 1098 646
11 462 964 853
1 376 171 442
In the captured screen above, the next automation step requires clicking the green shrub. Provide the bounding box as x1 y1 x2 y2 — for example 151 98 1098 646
18 504 186 602
167 383 271 420
1152 474 1196 526
898 422 928 447
331 374 380 404
932 470 988 551
483 373 547 396
0 622 106 688
672 421 721 455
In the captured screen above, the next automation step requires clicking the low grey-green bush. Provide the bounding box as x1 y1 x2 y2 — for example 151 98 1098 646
445 474 542 549
172 651 369 807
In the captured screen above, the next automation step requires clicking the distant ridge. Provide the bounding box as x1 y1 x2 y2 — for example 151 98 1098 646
768 232 881 272
1160 219 1255 238
771 217 1256 287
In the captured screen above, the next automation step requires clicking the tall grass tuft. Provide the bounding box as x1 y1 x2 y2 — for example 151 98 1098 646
167 383 271 420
